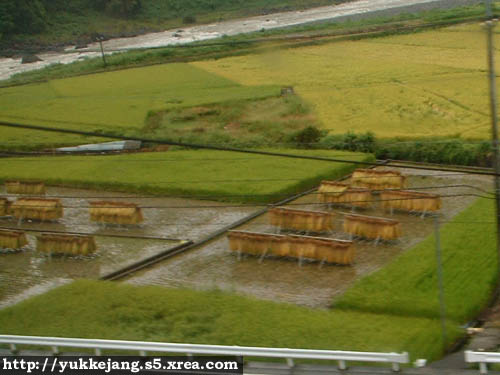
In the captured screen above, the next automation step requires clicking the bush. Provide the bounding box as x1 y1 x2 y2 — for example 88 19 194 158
319 131 375 153
183 15 196 24
317 131 491 167
286 126 324 148
375 139 490 166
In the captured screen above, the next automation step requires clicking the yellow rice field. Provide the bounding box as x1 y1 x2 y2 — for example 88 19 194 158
193 23 494 138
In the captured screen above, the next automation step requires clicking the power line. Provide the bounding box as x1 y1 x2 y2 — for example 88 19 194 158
0 120 498 176
1 184 494 199
2 193 493 210
0 226 184 242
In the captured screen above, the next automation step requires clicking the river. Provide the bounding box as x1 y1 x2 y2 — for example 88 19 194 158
0 0 478 81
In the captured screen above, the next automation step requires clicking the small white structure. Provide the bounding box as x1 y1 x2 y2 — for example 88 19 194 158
57 140 141 152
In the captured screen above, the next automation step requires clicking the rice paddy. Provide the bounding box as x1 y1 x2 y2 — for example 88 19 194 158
0 279 462 362
0 149 372 202
0 185 258 307
0 63 279 150
0 8 498 364
193 23 495 139
0 166 492 362
335 195 497 323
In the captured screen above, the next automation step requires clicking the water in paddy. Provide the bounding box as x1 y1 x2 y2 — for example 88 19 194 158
127 169 492 308
0 187 258 307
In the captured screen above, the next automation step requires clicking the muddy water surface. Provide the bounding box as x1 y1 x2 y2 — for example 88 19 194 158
127 169 491 308
0 186 258 307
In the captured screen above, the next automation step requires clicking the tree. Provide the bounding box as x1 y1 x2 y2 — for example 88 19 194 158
90 0 142 16
0 0 47 36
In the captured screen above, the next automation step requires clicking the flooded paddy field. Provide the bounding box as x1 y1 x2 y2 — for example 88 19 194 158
0 186 258 307
127 168 491 308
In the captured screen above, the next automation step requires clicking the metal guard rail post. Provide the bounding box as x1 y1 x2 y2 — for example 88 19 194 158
465 350 500 374
0 335 409 372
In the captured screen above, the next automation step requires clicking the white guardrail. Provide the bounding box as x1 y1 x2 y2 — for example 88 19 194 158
465 350 500 374
0 335 409 372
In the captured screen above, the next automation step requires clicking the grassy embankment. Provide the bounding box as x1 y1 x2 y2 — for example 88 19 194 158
0 63 285 150
1 2 493 87
0 149 372 202
335 196 498 323
0 279 462 362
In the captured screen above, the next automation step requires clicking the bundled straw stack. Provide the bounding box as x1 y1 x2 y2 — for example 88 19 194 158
10 198 63 221
0 198 10 216
5 181 46 195
228 231 287 256
318 181 372 208
227 230 354 265
351 169 406 190
90 201 144 224
344 214 401 241
269 207 334 233
0 229 28 250
289 234 354 264
37 233 97 256
380 190 442 213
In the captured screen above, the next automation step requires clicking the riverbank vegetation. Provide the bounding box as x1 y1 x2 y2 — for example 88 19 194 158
1 2 494 87
0 0 354 50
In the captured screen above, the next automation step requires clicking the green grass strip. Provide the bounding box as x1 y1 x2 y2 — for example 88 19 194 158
335 196 498 323
0 279 462 361
0 149 373 203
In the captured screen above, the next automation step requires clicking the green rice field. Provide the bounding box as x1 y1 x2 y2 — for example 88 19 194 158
0 149 372 202
335 196 497 323
0 279 462 362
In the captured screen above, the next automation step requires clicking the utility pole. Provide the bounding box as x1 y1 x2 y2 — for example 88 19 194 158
484 0 500 287
97 36 107 67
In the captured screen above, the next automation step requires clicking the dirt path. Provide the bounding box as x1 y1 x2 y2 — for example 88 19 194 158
0 0 478 81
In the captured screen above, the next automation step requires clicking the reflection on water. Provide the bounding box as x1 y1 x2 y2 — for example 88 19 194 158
127 169 491 308
0 187 258 308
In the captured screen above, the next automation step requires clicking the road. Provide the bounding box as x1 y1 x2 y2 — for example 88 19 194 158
0 0 478 81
